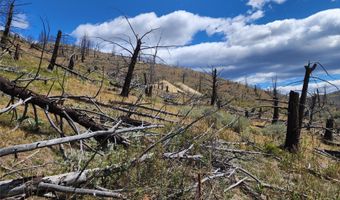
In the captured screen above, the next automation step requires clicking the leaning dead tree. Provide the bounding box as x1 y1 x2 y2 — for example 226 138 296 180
0 0 14 50
47 30 62 70
298 63 317 128
120 36 142 97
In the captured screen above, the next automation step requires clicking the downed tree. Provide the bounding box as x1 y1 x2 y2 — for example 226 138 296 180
0 76 125 146
51 95 177 122
0 124 161 157
0 164 126 199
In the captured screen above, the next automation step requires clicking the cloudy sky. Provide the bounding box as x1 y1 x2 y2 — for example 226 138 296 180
15 0 340 93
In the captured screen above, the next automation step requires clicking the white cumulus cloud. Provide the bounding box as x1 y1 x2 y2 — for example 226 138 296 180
71 8 340 89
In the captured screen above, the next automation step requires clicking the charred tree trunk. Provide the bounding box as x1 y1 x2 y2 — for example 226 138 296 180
68 54 75 70
147 85 153 97
0 2 14 50
272 95 279 124
198 74 202 93
324 118 334 141
47 30 62 70
182 72 186 84
258 107 262 119
307 94 316 130
14 44 20 60
120 39 142 97
210 68 217 106
284 91 300 152
272 77 279 124
298 63 317 128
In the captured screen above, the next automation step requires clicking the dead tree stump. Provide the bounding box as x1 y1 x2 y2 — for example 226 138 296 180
48 30 62 70
284 91 300 152
324 118 334 141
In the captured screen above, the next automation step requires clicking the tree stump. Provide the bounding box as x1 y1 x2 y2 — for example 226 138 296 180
284 91 300 152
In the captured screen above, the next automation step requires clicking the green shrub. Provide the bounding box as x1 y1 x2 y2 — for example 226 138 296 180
261 122 286 143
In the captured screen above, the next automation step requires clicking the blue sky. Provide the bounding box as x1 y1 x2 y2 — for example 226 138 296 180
21 0 340 42
10 0 340 93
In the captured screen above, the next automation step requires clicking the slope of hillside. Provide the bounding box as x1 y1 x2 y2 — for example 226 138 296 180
0 35 339 199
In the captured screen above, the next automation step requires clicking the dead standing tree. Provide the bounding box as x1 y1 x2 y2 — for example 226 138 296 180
80 34 90 63
211 68 218 106
97 17 160 97
272 77 279 124
0 0 14 50
47 30 62 70
120 35 142 97
298 63 317 128
284 91 300 152
284 62 326 152
307 93 317 130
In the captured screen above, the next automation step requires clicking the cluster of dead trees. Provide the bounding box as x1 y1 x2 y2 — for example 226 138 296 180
0 2 339 198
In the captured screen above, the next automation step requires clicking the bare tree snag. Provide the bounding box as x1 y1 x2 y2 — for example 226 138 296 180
299 63 317 128
307 94 316 130
272 78 279 124
68 54 75 70
182 72 186 84
210 68 217 106
47 30 62 70
120 38 142 97
80 34 88 63
198 74 202 92
284 91 300 152
324 118 334 141
0 76 126 146
14 44 20 60
258 107 262 119
0 1 14 50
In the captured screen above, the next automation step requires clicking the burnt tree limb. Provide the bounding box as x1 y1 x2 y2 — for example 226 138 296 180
0 76 126 146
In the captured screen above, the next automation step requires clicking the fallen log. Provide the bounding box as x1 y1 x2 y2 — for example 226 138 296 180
38 182 126 199
0 124 162 157
0 76 125 146
0 164 125 199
